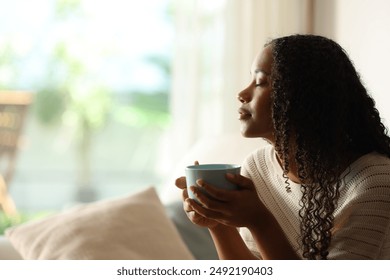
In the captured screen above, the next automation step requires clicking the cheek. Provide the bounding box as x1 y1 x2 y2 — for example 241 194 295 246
252 95 274 131
253 94 272 118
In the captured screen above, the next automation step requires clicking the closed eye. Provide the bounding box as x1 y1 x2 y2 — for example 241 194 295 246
256 81 267 87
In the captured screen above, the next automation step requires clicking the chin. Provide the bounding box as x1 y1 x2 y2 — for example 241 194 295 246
240 129 259 138
240 129 274 142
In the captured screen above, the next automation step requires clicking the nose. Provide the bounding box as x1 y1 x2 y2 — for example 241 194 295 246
237 86 251 104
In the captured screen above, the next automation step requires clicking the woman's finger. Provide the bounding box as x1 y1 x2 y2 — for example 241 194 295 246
190 185 227 210
187 198 224 220
195 179 235 202
183 198 193 212
225 173 255 190
182 187 189 201
175 176 187 189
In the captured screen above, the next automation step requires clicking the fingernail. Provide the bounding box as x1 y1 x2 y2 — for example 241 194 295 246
196 179 204 186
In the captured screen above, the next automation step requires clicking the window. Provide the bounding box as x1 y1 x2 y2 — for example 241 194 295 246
0 0 173 215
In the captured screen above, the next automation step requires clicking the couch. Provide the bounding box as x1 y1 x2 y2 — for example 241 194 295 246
0 133 264 260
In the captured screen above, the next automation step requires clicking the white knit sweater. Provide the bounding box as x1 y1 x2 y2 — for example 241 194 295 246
239 144 390 259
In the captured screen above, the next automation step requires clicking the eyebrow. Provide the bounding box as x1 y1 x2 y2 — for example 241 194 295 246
254 69 270 75
251 69 270 76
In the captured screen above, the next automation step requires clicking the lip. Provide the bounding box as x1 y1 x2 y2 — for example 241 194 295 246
238 108 252 120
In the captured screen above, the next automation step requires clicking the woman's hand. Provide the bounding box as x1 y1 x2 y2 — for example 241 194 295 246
187 174 270 230
175 175 220 228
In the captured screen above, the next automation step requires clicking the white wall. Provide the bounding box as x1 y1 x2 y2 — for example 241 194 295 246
315 0 390 127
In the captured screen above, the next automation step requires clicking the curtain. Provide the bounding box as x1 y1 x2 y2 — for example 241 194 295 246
159 0 313 172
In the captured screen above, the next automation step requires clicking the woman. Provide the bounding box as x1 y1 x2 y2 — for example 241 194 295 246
175 34 390 260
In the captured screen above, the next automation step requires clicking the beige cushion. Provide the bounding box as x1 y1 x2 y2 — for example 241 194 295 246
0 236 22 260
5 187 194 260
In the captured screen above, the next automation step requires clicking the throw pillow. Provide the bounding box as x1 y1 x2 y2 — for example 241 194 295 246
5 187 194 260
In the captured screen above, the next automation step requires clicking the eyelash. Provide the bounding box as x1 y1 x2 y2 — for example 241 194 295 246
256 81 266 87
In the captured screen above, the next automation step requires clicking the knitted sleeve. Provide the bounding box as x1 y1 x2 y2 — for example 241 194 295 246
329 157 390 259
237 149 261 258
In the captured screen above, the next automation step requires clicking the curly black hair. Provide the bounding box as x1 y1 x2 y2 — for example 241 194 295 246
267 34 390 259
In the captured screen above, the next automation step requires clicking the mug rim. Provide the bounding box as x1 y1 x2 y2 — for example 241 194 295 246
185 164 241 171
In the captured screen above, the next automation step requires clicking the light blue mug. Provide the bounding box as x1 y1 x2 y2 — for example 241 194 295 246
185 164 241 202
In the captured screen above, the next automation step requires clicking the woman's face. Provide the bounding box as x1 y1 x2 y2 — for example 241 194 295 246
238 45 274 142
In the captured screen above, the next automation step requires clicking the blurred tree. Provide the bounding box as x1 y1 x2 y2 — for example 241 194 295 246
2 0 172 205
34 0 112 202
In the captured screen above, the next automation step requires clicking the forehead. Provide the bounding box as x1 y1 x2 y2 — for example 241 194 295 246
251 45 273 75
